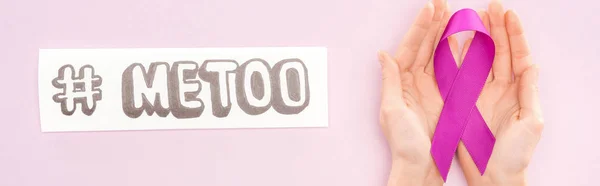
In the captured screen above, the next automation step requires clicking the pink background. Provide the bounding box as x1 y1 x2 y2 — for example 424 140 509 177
0 0 597 185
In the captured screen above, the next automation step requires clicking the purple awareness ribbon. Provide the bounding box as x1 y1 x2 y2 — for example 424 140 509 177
430 8 496 182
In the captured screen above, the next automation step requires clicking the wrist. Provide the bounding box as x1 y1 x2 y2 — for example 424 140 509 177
387 159 443 186
490 170 526 186
464 167 527 186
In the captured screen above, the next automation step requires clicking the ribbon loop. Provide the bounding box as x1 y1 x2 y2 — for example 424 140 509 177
430 8 496 182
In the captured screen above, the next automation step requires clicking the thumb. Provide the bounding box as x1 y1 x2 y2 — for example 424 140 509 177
378 51 405 105
518 64 543 126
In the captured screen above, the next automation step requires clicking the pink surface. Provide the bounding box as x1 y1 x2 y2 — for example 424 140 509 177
0 0 597 185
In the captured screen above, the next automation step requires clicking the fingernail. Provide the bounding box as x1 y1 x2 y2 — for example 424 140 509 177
425 1 434 10
507 9 517 18
377 50 384 63
505 9 514 21
490 0 503 11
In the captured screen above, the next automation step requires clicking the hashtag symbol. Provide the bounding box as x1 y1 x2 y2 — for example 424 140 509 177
52 65 103 116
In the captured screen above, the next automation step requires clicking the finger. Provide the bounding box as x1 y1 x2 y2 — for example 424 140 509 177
424 2 451 75
378 51 405 105
518 65 542 124
413 0 447 71
506 10 531 78
477 9 493 82
459 38 473 67
395 2 435 72
478 9 490 32
488 0 512 82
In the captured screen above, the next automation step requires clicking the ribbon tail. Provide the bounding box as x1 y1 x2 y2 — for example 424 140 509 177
430 141 453 182
461 107 496 175
431 106 467 182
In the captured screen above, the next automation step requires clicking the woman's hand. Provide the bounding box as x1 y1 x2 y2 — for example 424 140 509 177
455 1 544 186
377 0 451 185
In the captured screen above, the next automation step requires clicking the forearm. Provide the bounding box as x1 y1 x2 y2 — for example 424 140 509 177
387 160 443 186
465 172 526 186
490 172 527 186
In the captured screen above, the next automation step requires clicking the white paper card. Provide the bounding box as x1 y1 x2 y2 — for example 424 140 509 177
38 47 328 132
